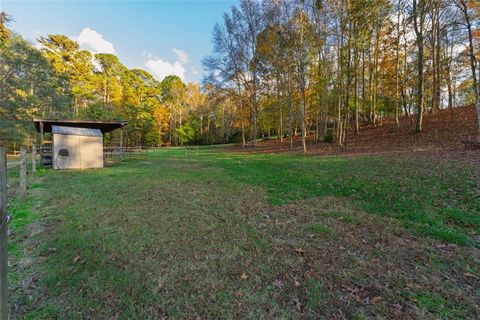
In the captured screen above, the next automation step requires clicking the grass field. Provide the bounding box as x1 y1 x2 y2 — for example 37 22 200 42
9 147 480 319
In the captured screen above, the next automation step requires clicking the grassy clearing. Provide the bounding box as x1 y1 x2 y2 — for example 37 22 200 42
204 151 479 245
9 147 480 319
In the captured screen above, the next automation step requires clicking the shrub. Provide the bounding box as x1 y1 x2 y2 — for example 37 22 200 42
323 131 334 143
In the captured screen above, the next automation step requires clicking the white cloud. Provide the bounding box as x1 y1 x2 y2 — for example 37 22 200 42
91 57 103 72
76 28 116 54
34 42 44 50
214 69 221 81
172 48 189 64
143 49 190 81
145 57 186 81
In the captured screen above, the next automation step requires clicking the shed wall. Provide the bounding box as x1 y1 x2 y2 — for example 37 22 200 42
53 133 103 169
79 136 103 168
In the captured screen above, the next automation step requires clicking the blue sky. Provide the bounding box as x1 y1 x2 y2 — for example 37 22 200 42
1 0 237 83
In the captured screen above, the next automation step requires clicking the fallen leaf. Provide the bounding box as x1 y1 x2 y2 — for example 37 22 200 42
240 272 248 280
294 280 301 287
234 290 243 298
435 243 458 251
72 256 81 264
293 298 302 311
273 279 284 288
392 303 403 310
372 296 383 304
464 272 479 280
295 248 306 255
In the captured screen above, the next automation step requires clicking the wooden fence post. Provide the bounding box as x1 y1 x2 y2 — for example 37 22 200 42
20 147 27 199
32 142 36 177
120 127 124 162
32 131 37 176
0 147 8 320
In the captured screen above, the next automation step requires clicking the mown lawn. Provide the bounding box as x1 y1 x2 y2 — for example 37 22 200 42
9 147 480 319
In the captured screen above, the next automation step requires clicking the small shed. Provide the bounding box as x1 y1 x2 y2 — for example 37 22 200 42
52 126 103 169
33 118 128 169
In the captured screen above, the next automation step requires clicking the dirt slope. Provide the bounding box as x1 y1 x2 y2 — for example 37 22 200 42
227 106 479 162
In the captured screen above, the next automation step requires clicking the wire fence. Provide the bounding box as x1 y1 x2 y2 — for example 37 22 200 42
3 152 29 228
6 154 26 170
1 146 35 317
103 146 149 165
4 150 30 225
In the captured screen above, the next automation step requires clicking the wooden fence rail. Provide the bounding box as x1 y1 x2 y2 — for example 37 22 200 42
103 146 148 164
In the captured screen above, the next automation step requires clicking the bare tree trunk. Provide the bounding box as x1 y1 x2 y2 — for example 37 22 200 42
252 66 258 146
298 0 307 154
336 6 344 141
458 0 480 133
338 119 343 147
279 106 283 142
300 70 307 153
401 22 409 118
413 0 425 132
372 30 380 126
395 2 401 127
205 115 209 144
434 1 442 114
324 113 328 135
354 45 359 134
317 51 323 140
431 4 438 115
277 75 283 143
367 45 373 123
337 96 342 142
241 120 246 147
287 74 294 149
445 31 454 121
344 16 352 149
169 113 173 145
362 48 366 129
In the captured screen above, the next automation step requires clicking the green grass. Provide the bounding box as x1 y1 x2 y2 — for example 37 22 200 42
305 223 333 235
5 165 40 289
203 152 479 245
9 147 480 319
407 291 474 319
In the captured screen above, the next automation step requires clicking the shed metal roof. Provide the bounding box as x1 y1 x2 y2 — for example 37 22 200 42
52 125 103 137
33 118 127 133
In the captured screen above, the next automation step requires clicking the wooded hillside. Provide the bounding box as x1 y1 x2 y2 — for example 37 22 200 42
203 0 480 152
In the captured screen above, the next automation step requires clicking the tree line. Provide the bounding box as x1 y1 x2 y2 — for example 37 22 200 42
1 1 480 151
203 0 480 152
0 12 225 149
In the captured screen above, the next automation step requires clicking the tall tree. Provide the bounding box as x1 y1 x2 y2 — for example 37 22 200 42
455 0 480 133
412 0 429 132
